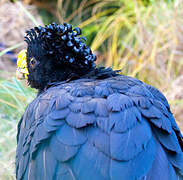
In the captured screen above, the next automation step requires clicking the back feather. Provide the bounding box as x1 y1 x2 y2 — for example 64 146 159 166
16 75 183 180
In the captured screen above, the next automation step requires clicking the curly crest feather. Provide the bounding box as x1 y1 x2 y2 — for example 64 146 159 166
25 22 96 69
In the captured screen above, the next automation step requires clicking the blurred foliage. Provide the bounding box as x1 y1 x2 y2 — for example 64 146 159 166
0 77 36 180
53 0 183 90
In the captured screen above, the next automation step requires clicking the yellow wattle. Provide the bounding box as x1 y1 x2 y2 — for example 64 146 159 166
17 49 29 79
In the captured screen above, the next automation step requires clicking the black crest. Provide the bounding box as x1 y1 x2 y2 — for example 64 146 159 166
24 22 96 69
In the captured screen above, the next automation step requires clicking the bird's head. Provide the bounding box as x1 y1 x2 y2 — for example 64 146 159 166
16 22 96 91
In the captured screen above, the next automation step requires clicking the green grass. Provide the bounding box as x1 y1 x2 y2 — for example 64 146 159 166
0 78 36 180
53 0 183 89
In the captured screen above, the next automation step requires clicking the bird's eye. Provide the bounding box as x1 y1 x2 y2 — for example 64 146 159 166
30 57 37 67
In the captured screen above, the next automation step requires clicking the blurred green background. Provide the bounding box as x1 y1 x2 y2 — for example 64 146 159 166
0 0 183 179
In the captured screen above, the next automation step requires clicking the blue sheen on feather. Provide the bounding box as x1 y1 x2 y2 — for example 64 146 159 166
153 127 181 153
56 124 86 146
66 111 95 128
131 96 152 109
132 106 142 122
111 107 139 133
30 124 53 157
110 81 130 92
35 124 51 143
26 145 56 180
94 84 113 97
69 102 82 112
96 117 110 134
110 137 156 180
35 100 50 120
22 141 32 156
73 96 92 103
70 142 110 180
17 150 30 180
81 99 96 113
62 85 73 93
152 99 170 117
86 127 110 156
48 108 70 120
24 158 36 180
165 149 183 173
126 78 140 86
21 126 35 154
168 113 183 136
43 120 62 132
107 93 133 112
95 98 108 117
45 115 65 127
50 134 79 162
95 86 109 97
149 115 172 133
144 84 170 109
55 164 76 180
140 105 162 119
108 106 141 133
145 136 177 180
70 86 94 97
128 85 154 98
110 120 152 161
16 75 183 180
107 94 124 111
55 95 71 109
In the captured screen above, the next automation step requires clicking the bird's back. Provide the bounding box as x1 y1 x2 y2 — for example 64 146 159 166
16 75 183 180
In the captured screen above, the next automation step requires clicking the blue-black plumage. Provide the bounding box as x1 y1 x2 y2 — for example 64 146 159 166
16 23 183 180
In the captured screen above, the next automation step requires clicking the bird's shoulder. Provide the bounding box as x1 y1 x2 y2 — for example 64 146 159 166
18 74 182 153
16 74 183 180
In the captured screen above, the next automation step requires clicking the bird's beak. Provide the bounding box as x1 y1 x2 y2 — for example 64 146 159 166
16 49 29 80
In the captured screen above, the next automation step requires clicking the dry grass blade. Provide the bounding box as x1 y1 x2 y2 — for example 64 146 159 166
16 1 40 26
0 43 24 57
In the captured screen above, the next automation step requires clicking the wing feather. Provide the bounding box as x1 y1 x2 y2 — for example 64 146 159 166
110 119 152 161
110 137 156 180
16 76 183 180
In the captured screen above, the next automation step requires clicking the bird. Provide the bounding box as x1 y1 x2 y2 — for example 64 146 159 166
16 22 183 180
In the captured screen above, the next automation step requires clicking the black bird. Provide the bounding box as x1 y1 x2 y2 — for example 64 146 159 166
16 23 183 180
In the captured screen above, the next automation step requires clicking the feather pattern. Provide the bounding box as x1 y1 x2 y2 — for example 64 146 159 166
16 75 183 180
